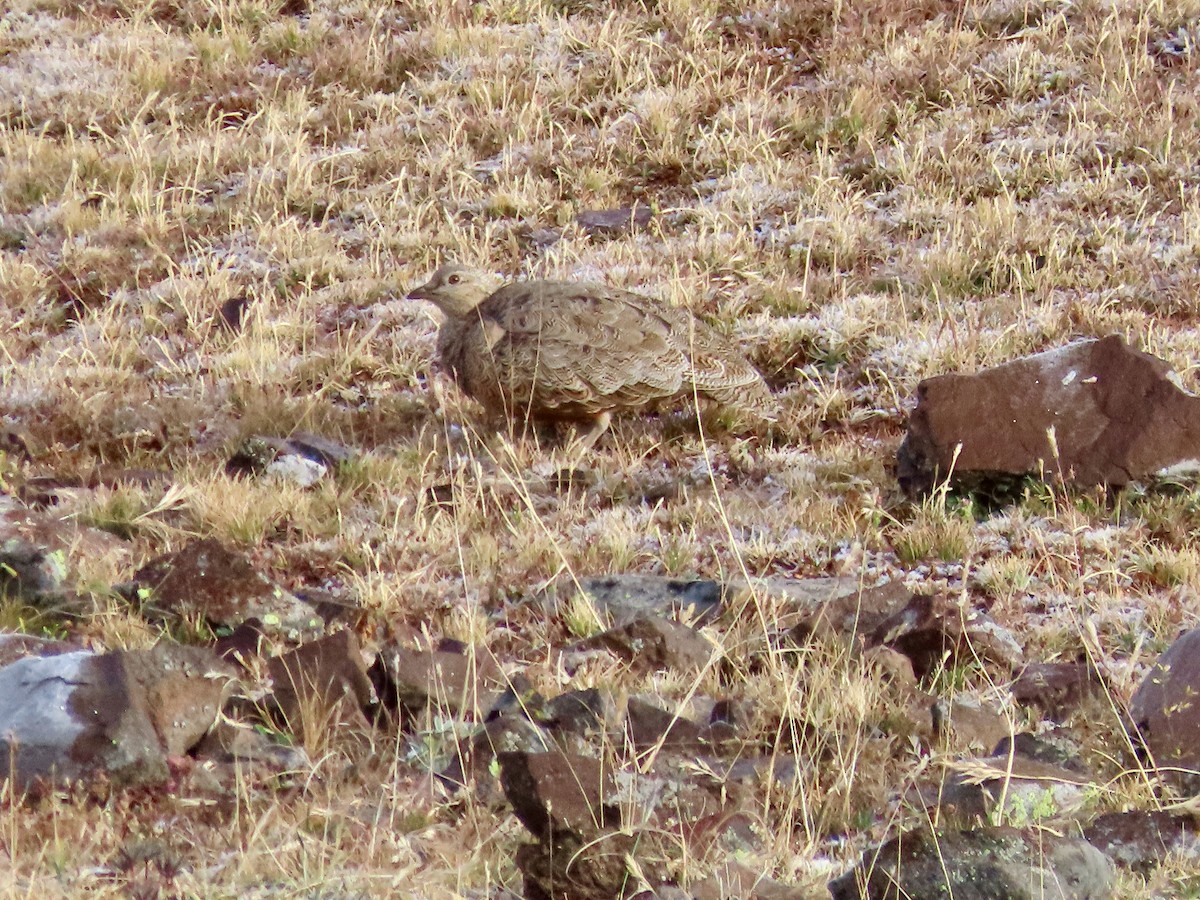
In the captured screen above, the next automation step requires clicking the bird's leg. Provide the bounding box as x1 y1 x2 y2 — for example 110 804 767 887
574 411 612 451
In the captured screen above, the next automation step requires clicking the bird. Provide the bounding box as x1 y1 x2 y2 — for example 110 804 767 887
406 264 777 447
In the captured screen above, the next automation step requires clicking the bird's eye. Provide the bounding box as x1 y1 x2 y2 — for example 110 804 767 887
447 273 461 285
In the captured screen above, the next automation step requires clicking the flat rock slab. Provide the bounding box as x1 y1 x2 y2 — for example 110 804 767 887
129 538 322 636
0 643 234 789
566 575 723 627
575 205 653 239
897 336 1200 496
1130 626 1200 790
829 827 1113 900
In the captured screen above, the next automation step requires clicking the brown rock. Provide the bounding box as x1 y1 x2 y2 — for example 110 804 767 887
829 827 1113 900
580 616 714 674
128 538 322 636
791 580 916 644
897 336 1200 496
624 697 706 752
868 591 1023 678
932 695 1015 753
381 645 506 718
267 630 375 738
407 265 777 447
1012 661 1108 721
1130 626 1200 789
1084 810 1198 873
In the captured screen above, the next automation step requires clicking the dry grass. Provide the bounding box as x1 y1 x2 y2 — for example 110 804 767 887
3 0 1200 895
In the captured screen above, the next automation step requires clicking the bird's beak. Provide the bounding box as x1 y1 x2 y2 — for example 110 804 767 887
406 284 430 301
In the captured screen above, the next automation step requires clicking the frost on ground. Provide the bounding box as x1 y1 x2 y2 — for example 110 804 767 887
1 0 1200 896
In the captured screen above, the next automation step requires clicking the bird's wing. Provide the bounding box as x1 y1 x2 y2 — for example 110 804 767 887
476 282 691 412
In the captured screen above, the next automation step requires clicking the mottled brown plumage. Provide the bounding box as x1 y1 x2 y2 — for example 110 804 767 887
407 264 777 445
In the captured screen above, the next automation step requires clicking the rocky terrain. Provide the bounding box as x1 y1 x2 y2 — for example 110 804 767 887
4 0 1200 897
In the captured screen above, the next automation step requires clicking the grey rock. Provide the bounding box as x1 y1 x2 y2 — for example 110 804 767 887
575 205 653 239
567 574 724 627
0 537 67 600
829 827 1113 899
0 643 234 789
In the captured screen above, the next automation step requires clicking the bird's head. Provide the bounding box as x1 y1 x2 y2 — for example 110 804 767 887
406 265 500 318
